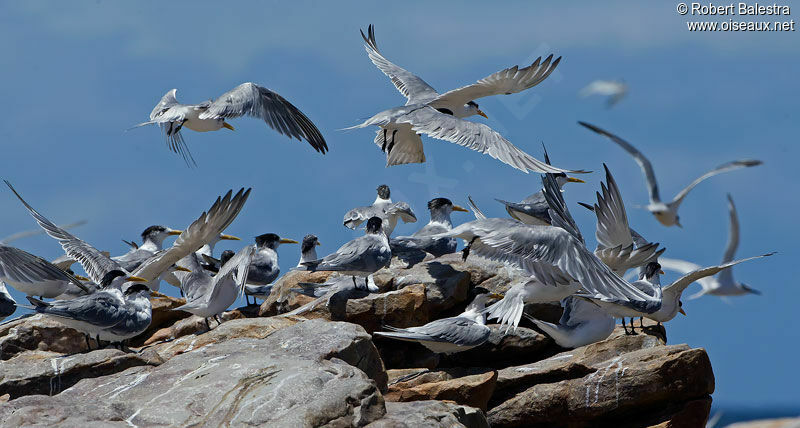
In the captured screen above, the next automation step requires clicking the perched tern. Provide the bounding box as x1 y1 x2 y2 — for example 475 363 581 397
246 233 298 285
579 121 762 227
112 225 183 272
526 297 616 348
302 217 391 287
343 184 417 237
297 234 321 267
579 79 628 108
0 244 90 298
348 25 585 175
27 271 153 346
6 181 250 291
373 288 502 354
133 83 327 166
660 194 762 298
390 198 468 258
288 275 379 316
0 283 16 321
176 247 253 328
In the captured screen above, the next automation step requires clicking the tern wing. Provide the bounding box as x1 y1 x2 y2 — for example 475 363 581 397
670 160 762 210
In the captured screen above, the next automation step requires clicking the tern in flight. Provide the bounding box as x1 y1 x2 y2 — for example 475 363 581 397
133 83 327 166
347 25 586 175
579 121 762 227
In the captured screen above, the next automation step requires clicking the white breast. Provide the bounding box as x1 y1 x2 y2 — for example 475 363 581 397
183 108 225 133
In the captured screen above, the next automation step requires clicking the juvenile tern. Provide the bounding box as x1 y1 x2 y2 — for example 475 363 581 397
0 244 90 298
390 197 468 258
373 288 502 354
579 79 628 108
27 271 152 346
526 296 616 348
579 121 762 227
6 181 250 291
133 83 327 166
297 234 321 267
112 225 183 272
659 194 762 298
348 25 586 175
0 283 16 321
176 247 253 328
302 217 391 287
343 184 417 236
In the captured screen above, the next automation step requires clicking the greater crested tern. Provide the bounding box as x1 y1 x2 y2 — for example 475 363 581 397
301 217 391 287
112 225 183 272
373 288 502 354
579 121 762 227
0 283 16 321
660 194 762 298
581 253 773 331
27 271 153 346
0 244 90 298
579 79 628 108
297 234 321 267
495 147 585 225
6 181 250 291
390 197 469 258
133 83 327 166
176 247 253 328
347 25 586 175
343 184 417 237
526 296 616 348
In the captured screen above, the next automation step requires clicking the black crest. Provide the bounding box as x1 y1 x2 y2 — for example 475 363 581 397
255 233 280 248
427 197 453 211
467 101 479 108
220 250 236 266
124 283 151 296
100 270 127 287
376 184 390 199
366 217 383 233
301 234 319 253
141 225 167 239
643 262 662 279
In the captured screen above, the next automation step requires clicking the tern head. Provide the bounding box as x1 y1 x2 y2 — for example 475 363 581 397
255 233 298 249
678 300 686 316
552 172 585 188
301 234 320 253
141 225 182 245
639 262 663 283
365 217 383 234
100 270 148 287
376 184 391 200
465 101 488 119
124 283 152 297
220 250 236 266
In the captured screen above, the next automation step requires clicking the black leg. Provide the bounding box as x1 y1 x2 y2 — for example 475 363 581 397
352 276 358 288
387 130 398 154
215 314 222 325
639 317 644 329
204 317 211 330
381 129 388 152
84 334 92 351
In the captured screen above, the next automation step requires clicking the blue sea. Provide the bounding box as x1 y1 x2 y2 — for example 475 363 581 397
712 407 799 426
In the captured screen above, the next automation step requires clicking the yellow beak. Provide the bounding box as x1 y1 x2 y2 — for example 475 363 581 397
452 205 469 212
280 238 299 244
220 234 241 241
316 241 322 246
125 276 148 283
222 122 235 131
679 307 687 316
567 177 585 183
173 266 192 273
659 270 665 275
74 274 90 282
488 293 504 300
167 229 183 236
477 109 488 119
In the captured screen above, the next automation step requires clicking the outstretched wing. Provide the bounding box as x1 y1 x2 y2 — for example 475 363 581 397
133 188 251 283
670 160 762 209
5 181 122 284
0 245 88 292
579 121 661 204
213 244 255 298
199 82 327 153
430 55 561 108
360 25 439 105
666 253 774 295
398 107 586 174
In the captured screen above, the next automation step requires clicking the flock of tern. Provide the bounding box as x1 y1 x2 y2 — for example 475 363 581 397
0 25 772 358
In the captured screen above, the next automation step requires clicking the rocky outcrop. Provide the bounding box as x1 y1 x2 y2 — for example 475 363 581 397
0 253 717 427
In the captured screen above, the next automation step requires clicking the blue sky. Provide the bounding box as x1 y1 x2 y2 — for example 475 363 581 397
0 1 796 409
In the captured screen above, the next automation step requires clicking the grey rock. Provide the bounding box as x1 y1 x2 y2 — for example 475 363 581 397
367 400 489 428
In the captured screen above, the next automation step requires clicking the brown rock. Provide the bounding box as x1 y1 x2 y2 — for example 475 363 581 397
258 270 334 316
0 315 92 359
386 369 498 410
367 400 489 428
